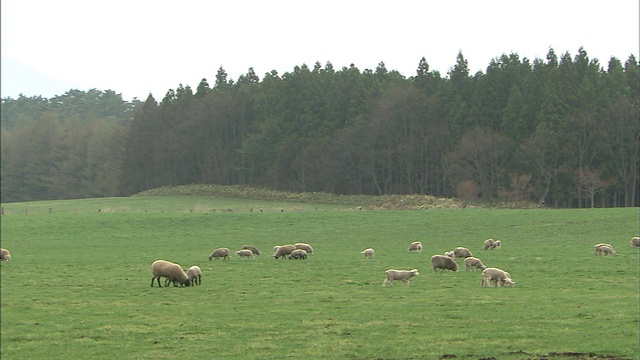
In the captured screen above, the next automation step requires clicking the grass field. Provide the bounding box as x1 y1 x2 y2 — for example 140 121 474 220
1 196 638 359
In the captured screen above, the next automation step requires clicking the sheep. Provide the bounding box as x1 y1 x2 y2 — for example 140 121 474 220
481 267 515 287
431 255 459 272
361 248 375 258
0 248 11 261
483 239 495 250
464 257 487 272
631 237 639 248
208 248 230 261
294 242 314 254
151 260 191 287
383 269 419 287
595 244 616 256
450 247 473 258
484 239 501 250
272 244 296 259
241 245 262 256
235 249 255 259
187 266 202 286
408 241 423 252
289 249 308 260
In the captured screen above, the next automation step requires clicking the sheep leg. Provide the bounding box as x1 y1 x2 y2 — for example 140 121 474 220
151 276 162 287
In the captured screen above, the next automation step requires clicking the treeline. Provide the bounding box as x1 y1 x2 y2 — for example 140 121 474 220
2 48 639 207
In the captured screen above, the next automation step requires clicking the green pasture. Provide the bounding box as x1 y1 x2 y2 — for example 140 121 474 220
1 196 638 359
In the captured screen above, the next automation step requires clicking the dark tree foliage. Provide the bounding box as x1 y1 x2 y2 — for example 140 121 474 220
2 49 639 207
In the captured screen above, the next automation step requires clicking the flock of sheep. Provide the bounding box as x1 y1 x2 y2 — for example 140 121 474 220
149 242 314 287
2 236 638 289
377 236 640 288
379 239 515 288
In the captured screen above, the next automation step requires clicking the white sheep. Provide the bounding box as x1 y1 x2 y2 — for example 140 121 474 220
208 248 230 260
289 249 308 260
151 260 191 287
294 242 314 254
361 248 375 258
241 245 262 255
451 247 473 258
481 267 515 287
235 249 255 259
383 269 419 287
464 257 487 272
0 248 11 261
408 241 423 252
630 237 639 248
272 244 296 259
595 244 616 256
431 255 459 272
187 265 202 286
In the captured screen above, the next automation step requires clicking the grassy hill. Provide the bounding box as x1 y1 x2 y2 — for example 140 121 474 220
1 191 638 359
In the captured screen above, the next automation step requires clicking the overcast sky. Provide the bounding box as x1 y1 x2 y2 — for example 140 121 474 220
2 0 638 101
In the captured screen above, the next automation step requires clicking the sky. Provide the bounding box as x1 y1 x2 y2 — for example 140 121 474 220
2 0 639 101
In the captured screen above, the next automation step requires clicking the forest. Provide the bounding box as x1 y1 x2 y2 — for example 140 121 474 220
1 48 639 208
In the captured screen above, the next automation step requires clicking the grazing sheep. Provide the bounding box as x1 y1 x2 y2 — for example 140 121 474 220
272 244 296 259
481 267 515 287
208 248 230 261
595 244 616 256
631 237 639 248
464 257 487 272
483 239 495 250
408 241 423 252
151 260 191 287
361 248 375 258
289 249 308 260
431 255 459 272
294 242 314 254
187 266 202 286
235 249 255 259
451 247 473 258
0 248 11 261
241 245 262 256
383 269 419 287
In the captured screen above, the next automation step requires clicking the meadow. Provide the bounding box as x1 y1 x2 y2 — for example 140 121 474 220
0 196 638 359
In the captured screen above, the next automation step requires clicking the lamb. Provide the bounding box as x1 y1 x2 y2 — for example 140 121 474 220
272 244 296 259
483 239 495 250
451 247 473 258
383 269 419 287
361 248 375 258
187 265 202 286
481 267 515 287
408 241 423 252
631 237 639 248
595 244 616 256
294 242 314 254
235 249 255 259
464 257 487 272
208 248 230 261
0 248 11 261
431 255 459 272
241 245 262 255
289 249 308 260
151 260 191 287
